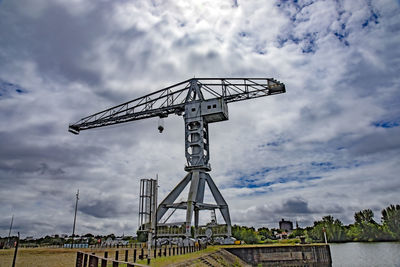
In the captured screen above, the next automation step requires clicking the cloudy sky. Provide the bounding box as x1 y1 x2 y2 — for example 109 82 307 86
1 0 399 238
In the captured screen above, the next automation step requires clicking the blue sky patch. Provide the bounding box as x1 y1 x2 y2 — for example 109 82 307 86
266 141 280 147
276 32 317 53
277 176 321 184
301 33 317 53
311 161 337 171
232 168 323 189
362 2 379 28
0 79 27 98
334 31 349 46
277 35 300 47
246 181 273 189
276 0 315 23
362 12 379 28
259 138 289 148
311 161 332 167
373 120 399 128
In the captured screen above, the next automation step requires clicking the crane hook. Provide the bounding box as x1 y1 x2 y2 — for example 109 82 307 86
158 118 164 133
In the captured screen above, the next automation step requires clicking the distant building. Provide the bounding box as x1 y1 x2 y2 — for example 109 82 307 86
279 218 293 232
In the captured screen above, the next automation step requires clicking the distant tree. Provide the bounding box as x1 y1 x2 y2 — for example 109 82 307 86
241 228 260 244
106 234 116 240
355 209 376 224
351 209 382 241
289 228 305 238
50 237 63 246
257 227 273 240
381 204 400 240
232 225 244 241
83 233 94 238
232 225 260 244
308 216 346 242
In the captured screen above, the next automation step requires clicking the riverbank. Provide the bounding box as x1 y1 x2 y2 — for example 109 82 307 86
2 242 399 267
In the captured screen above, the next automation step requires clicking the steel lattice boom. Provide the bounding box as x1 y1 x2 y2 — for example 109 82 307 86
68 78 285 134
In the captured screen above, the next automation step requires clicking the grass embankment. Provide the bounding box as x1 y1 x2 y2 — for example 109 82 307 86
134 246 219 267
134 243 328 267
0 246 217 267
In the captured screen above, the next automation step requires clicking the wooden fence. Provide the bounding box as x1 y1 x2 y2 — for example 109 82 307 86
76 243 208 267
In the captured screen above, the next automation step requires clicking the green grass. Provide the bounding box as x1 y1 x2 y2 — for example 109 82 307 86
134 246 219 266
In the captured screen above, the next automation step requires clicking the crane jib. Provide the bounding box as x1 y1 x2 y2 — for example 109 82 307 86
68 78 285 133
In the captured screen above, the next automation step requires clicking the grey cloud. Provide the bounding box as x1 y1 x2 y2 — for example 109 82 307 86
37 163 65 176
349 128 400 155
0 215 71 238
0 3 103 85
320 204 344 214
0 130 106 173
275 197 313 214
232 196 348 228
324 192 348 199
79 197 136 219
173 34 201 48
299 101 343 123
369 179 400 194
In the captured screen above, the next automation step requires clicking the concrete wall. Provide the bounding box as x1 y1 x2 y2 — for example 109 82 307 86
225 244 332 266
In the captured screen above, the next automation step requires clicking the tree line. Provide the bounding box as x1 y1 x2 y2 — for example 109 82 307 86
2 204 398 247
0 233 132 248
232 204 400 244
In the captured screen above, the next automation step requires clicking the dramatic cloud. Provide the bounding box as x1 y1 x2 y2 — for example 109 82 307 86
1 0 399 237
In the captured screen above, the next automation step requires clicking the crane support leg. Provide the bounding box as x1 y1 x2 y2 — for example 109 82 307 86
194 208 199 238
185 171 200 236
205 173 232 236
157 173 191 222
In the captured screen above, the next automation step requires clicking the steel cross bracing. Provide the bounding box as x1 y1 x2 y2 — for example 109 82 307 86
69 78 285 240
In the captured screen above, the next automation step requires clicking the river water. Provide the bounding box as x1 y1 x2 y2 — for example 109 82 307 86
330 242 400 267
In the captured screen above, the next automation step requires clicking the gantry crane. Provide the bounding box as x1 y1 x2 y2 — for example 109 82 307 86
69 78 285 242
